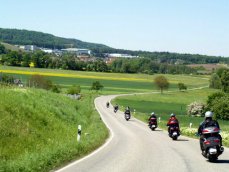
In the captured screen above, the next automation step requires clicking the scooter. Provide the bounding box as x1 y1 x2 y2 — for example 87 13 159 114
124 112 131 121
169 126 180 140
149 117 157 130
200 127 224 162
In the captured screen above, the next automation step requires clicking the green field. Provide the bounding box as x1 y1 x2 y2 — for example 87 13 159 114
0 87 108 171
0 66 209 94
113 88 229 146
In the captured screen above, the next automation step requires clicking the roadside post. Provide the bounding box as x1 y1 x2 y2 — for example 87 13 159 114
159 117 161 123
77 125 81 142
189 123 192 128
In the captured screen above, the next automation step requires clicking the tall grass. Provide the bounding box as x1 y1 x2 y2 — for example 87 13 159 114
0 87 108 172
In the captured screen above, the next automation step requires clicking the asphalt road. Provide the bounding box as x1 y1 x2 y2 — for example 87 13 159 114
56 95 229 172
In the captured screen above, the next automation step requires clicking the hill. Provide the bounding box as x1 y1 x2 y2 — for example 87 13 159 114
0 28 228 64
0 28 111 50
0 87 108 171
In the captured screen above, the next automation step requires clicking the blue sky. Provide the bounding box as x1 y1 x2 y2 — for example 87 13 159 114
0 0 229 56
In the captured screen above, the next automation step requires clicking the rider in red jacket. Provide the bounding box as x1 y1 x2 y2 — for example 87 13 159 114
167 113 180 135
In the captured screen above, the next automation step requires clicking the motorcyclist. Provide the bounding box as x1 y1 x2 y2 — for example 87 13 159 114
167 113 180 136
114 104 119 112
198 111 223 151
149 112 157 120
148 112 157 127
106 101 109 108
124 106 131 115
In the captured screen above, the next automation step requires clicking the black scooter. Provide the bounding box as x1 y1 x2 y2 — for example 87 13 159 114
200 127 224 162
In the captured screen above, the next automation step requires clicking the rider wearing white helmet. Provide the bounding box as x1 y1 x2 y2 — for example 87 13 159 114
149 112 157 118
198 111 222 150
167 113 180 136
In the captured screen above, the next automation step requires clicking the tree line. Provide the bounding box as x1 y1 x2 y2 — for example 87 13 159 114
0 48 197 74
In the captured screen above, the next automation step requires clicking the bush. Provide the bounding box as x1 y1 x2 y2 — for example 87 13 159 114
51 84 61 93
209 73 221 89
187 101 206 117
206 92 229 120
221 69 229 93
28 75 53 90
206 92 226 108
210 96 229 120
91 81 103 91
178 82 187 91
67 85 81 95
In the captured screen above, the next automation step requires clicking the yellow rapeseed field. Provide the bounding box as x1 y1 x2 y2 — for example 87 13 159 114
0 69 150 82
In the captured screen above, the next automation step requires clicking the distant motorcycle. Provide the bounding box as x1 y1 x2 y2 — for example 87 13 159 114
124 112 131 121
106 102 109 108
114 106 118 113
168 126 180 140
148 117 157 130
200 127 224 162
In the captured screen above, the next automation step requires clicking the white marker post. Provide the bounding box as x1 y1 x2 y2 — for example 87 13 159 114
77 125 82 142
189 123 192 128
159 117 161 123
134 109 136 114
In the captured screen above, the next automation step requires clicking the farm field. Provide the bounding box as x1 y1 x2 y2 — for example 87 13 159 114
0 66 209 94
112 88 229 146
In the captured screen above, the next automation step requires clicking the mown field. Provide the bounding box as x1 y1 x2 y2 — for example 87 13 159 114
112 88 229 146
0 87 108 172
0 66 209 94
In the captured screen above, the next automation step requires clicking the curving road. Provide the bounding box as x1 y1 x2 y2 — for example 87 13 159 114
56 95 229 172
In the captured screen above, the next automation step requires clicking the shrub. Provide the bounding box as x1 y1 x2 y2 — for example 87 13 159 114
209 73 221 89
178 82 187 91
210 96 229 120
51 84 61 93
206 92 226 108
91 81 103 91
67 85 81 95
187 101 206 117
28 75 53 90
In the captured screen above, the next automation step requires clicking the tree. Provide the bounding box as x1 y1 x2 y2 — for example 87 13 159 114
91 81 104 91
209 73 221 89
178 82 187 91
0 43 6 54
221 69 229 93
154 75 169 93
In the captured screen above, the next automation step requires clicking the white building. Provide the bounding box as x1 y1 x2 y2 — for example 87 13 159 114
61 48 91 55
108 53 138 58
18 45 39 52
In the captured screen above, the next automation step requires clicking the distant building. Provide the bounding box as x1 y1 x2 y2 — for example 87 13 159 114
41 48 53 53
107 53 138 58
61 48 91 56
18 45 39 52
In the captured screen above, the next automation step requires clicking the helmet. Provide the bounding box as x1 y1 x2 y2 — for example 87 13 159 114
151 112 155 115
170 113 175 117
205 111 213 118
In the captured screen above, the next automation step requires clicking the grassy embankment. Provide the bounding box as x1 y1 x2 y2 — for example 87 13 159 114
0 87 108 172
0 66 208 94
113 88 229 147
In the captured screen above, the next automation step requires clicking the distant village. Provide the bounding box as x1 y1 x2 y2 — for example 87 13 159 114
15 45 138 64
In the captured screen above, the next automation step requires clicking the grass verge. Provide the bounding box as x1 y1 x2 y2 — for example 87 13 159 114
0 87 108 172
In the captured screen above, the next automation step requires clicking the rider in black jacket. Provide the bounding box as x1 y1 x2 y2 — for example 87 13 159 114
198 111 222 150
